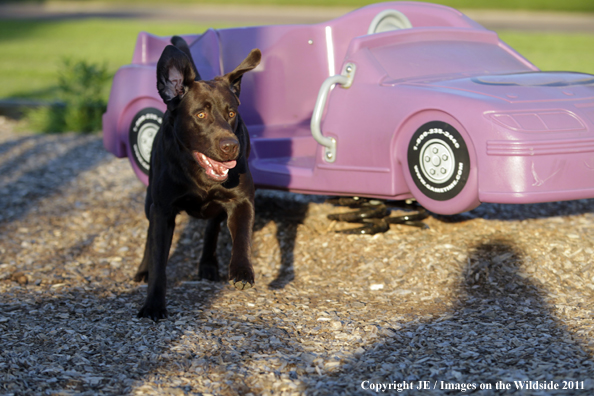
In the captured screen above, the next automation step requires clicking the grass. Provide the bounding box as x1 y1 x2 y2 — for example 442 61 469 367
0 19 593 103
0 19 232 101
6 0 594 12
499 32 594 74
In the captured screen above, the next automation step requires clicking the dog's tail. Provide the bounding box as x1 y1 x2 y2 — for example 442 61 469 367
171 35 201 81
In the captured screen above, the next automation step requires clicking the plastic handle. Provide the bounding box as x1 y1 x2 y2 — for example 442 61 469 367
310 63 356 163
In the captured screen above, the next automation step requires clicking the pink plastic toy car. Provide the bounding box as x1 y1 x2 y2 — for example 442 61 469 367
102 1 594 215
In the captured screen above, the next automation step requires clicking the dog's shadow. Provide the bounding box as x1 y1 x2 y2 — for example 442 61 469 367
252 190 315 289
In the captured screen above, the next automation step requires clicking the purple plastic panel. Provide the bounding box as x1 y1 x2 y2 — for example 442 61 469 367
433 73 593 103
488 111 585 132
131 32 200 65
217 25 329 127
367 30 532 81
188 29 222 81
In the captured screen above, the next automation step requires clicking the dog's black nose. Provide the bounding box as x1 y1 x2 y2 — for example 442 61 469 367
220 138 239 158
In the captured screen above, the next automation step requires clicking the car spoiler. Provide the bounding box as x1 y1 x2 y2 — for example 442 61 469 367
344 27 536 71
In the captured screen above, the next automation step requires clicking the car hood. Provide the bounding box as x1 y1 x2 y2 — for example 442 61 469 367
416 72 594 103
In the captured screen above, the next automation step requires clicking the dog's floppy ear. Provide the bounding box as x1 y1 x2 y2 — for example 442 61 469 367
224 49 261 98
156 45 196 110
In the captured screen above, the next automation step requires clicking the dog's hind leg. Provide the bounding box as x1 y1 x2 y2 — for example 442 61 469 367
138 205 176 321
198 211 226 282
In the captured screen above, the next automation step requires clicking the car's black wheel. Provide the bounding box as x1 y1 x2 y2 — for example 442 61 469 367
407 121 471 201
129 108 163 175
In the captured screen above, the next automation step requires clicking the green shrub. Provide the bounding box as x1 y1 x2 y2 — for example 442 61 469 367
26 58 111 133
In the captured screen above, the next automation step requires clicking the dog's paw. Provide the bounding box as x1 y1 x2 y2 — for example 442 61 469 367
229 267 255 291
231 279 253 290
137 303 168 322
133 270 148 283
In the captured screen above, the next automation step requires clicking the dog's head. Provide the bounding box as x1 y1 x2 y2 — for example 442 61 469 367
156 45 261 182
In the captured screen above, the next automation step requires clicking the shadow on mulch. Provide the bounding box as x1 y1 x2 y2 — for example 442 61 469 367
294 238 594 394
136 237 594 395
433 199 594 224
0 134 109 225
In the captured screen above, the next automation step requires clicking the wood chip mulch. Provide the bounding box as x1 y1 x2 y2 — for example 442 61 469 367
1 116 593 395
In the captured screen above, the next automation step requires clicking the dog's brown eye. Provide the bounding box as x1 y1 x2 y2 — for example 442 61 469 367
229 111 236 118
196 112 206 119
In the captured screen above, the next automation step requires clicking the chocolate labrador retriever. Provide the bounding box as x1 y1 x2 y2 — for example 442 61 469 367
134 36 261 321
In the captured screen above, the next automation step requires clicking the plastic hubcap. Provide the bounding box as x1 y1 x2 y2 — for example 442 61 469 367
419 139 455 184
138 123 159 163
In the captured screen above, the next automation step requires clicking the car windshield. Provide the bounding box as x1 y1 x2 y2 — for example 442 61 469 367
371 40 533 81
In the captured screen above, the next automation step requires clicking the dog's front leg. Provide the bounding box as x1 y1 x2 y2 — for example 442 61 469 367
198 211 226 282
227 200 255 290
138 204 176 321
133 188 155 282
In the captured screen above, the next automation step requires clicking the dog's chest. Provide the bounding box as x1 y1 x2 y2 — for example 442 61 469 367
178 194 225 219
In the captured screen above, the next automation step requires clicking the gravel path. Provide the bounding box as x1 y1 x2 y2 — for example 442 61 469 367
1 117 594 395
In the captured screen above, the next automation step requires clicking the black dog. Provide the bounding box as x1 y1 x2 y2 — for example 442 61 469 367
134 36 261 321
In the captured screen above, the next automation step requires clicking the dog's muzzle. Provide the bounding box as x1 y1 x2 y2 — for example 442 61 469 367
193 152 237 181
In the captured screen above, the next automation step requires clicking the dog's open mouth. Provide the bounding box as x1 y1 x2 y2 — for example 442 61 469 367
193 152 237 181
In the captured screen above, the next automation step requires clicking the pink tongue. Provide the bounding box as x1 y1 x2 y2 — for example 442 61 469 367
194 152 237 177
220 160 237 169
211 160 236 176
